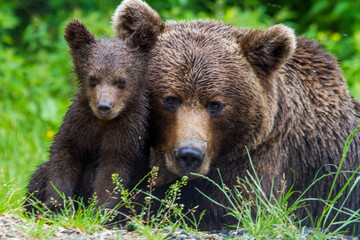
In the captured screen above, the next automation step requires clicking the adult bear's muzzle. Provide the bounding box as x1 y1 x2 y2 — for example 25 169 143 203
174 146 205 174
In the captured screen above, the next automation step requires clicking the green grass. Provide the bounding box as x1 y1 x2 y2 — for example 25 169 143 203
0 173 23 213
4 132 359 239
193 127 360 239
1 121 360 239
25 195 114 235
17 168 203 239
20 215 58 239
303 125 360 236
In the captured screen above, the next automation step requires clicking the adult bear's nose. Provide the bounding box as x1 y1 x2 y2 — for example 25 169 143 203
174 146 204 174
97 101 112 116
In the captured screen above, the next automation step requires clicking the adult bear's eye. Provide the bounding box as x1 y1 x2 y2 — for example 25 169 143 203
88 75 97 87
207 102 223 116
163 96 179 111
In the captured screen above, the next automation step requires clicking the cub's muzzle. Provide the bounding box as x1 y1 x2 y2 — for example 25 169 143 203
97 101 112 117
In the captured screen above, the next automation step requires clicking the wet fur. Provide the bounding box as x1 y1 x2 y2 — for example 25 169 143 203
112 0 360 232
25 20 159 213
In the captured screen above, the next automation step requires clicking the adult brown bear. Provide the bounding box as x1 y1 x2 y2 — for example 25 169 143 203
25 19 161 213
112 0 360 231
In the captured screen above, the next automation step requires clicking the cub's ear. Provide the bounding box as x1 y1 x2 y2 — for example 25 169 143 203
112 0 164 40
240 24 296 80
64 20 95 50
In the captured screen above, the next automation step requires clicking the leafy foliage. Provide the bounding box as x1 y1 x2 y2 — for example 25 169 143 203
1 0 359 184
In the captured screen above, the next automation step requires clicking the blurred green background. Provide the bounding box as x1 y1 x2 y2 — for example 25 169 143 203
1 0 360 196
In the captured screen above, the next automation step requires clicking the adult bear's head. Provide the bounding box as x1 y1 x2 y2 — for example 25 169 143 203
113 0 296 182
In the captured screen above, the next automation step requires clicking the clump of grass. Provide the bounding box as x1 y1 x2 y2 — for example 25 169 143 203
194 167 301 239
23 166 203 239
24 189 116 235
194 125 360 239
110 166 203 239
22 124 360 239
20 214 58 239
299 124 360 236
0 172 23 213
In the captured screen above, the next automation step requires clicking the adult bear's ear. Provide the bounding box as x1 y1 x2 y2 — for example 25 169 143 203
112 0 164 41
65 20 95 50
239 24 296 80
125 21 161 52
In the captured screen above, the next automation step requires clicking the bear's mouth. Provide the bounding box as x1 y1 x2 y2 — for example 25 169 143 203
90 102 125 121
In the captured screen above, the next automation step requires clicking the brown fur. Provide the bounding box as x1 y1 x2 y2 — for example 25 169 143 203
25 20 160 213
112 0 360 232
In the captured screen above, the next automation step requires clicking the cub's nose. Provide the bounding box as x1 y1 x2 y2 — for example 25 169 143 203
97 101 112 116
174 147 204 173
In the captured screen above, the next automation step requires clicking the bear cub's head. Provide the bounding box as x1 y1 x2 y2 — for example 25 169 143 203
65 20 158 120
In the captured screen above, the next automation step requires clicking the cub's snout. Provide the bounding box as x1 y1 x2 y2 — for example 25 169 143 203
97 101 112 117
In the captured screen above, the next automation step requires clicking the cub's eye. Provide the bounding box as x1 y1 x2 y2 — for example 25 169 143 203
163 96 179 111
207 102 223 116
88 76 97 87
116 78 127 89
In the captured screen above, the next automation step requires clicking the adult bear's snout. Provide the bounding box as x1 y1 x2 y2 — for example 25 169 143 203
174 146 205 174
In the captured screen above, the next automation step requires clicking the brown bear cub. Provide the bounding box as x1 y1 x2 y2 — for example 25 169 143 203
112 0 360 232
25 19 160 213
